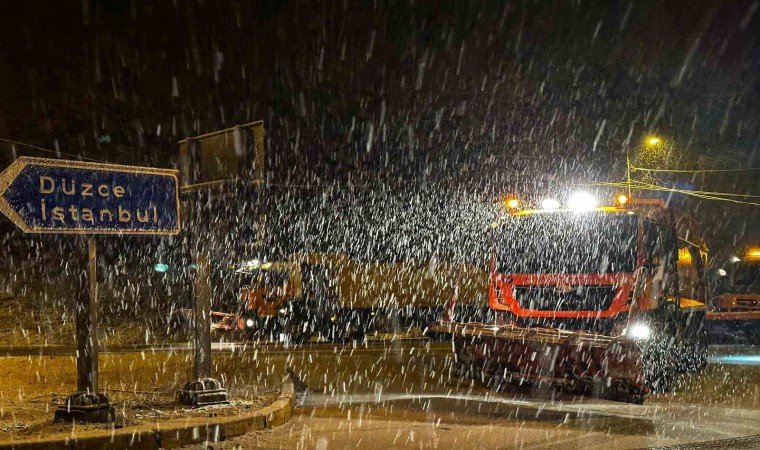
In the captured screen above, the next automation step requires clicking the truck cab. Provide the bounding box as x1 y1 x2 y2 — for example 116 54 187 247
228 260 303 338
713 248 760 313
491 198 707 329
489 194 709 386
708 248 760 343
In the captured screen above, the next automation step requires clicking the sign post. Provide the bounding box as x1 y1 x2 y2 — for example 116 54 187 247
177 249 228 407
0 157 180 423
176 122 265 407
193 252 212 379
77 237 99 394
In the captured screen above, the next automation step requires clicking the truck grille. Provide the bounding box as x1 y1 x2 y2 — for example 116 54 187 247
736 298 760 308
513 285 617 312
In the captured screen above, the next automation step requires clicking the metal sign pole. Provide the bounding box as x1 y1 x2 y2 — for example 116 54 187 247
77 237 99 392
178 194 228 407
193 251 213 379
54 237 114 423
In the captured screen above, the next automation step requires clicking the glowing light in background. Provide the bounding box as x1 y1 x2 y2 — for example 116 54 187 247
646 136 661 146
567 192 597 212
540 198 560 210
709 354 760 366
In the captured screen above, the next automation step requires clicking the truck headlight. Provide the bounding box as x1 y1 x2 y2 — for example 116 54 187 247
245 318 255 328
567 191 597 212
625 323 651 340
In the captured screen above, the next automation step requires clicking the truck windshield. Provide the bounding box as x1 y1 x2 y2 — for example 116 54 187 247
261 269 290 288
497 213 638 274
733 261 760 291
233 269 289 289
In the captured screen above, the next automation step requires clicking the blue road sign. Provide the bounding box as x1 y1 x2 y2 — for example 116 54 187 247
0 157 180 235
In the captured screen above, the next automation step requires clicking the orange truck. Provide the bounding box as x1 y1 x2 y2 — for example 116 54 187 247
708 247 760 342
213 253 489 342
430 193 709 403
207 260 306 339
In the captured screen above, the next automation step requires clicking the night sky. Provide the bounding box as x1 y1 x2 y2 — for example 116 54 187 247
0 0 758 246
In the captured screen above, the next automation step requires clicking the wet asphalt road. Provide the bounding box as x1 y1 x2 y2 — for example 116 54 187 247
213 341 760 449
3 339 760 449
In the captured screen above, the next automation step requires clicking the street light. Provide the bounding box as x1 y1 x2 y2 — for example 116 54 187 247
645 136 662 146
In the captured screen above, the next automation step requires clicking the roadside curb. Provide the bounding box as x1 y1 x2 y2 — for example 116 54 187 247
0 374 295 450
0 337 432 357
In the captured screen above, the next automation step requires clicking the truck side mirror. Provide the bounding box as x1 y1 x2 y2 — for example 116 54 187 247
643 221 659 268
713 273 728 293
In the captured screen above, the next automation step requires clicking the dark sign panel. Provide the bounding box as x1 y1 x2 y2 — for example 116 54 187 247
0 157 180 235
178 120 264 189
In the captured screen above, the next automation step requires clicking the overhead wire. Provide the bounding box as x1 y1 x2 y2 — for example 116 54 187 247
639 184 760 206
590 180 760 207
0 137 107 163
629 164 760 174
594 180 760 199
610 161 760 205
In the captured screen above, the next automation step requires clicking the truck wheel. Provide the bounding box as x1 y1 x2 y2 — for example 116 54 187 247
645 366 673 393
341 321 365 342
677 330 708 373
374 309 401 333
455 351 482 381
643 348 674 393
343 310 372 342
326 316 364 343
280 304 316 344
455 355 474 379
283 320 312 344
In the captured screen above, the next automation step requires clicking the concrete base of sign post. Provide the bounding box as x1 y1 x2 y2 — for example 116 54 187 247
1 374 295 450
178 378 230 407
53 392 115 424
